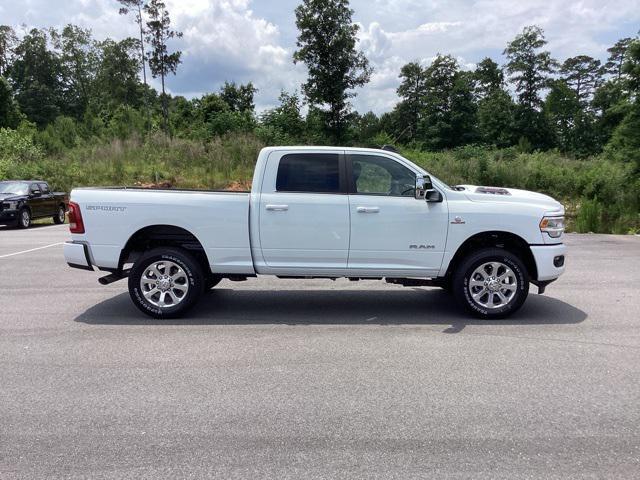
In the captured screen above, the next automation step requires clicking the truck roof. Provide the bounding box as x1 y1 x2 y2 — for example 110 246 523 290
259 146 397 154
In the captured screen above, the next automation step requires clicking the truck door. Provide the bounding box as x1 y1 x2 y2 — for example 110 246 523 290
258 151 350 271
28 183 45 217
346 153 448 277
38 182 56 215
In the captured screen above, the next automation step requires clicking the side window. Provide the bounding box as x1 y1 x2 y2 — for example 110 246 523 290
276 153 341 193
39 183 50 194
30 184 41 194
350 155 416 197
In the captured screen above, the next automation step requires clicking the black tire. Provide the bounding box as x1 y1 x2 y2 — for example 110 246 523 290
53 205 66 224
453 248 529 319
205 275 222 290
18 208 31 229
128 248 205 319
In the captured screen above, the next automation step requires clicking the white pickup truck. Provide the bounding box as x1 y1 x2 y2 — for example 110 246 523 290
64 146 566 319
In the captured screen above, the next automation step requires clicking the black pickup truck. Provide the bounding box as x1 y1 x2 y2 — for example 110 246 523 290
0 180 68 228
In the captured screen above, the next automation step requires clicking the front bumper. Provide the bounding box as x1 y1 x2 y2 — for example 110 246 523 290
0 210 19 225
530 243 566 281
64 242 94 271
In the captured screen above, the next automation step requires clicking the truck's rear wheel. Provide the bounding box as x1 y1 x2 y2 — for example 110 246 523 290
453 248 529 319
129 248 204 319
53 205 66 224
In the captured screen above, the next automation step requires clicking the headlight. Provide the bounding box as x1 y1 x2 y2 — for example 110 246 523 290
540 216 565 238
3 201 19 210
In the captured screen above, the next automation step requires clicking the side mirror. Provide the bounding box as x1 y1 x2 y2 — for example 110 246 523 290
425 189 443 203
415 176 425 199
415 175 436 200
31 190 41 197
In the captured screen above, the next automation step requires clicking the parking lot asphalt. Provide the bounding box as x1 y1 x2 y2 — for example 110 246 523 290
1 225 639 479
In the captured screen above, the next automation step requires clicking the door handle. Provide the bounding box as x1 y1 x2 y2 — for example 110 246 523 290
266 204 289 211
357 206 380 213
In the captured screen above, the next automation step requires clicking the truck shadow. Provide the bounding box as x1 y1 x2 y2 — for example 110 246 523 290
74 288 587 331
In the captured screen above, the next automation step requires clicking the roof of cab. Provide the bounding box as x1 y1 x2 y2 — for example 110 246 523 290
259 146 398 154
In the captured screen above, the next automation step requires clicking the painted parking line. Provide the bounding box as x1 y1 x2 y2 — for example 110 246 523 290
0 242 64 259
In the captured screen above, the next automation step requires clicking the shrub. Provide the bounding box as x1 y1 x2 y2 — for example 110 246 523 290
576 199 603 233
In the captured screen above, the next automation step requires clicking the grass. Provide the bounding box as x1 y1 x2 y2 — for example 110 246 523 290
1 131 638 234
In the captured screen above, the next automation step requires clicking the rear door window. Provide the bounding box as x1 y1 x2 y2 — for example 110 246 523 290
276 153 341 193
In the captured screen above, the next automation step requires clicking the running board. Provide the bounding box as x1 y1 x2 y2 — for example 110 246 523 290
98 269 130 285
385 278 441 287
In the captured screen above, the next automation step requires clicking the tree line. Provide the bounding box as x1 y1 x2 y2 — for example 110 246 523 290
0 0 639 169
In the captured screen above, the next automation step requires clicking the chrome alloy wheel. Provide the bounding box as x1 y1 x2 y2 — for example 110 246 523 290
58 208 65 222
468 261 517 309
21 210 30 228
140 260 189 308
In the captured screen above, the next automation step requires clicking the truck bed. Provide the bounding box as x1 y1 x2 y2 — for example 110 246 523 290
69 187 254 274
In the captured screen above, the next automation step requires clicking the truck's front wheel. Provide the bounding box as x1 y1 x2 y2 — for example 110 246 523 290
18 208 31 229
128 248 205 319
453 248 529 319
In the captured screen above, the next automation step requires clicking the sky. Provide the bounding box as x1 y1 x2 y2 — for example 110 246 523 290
1 0 639 114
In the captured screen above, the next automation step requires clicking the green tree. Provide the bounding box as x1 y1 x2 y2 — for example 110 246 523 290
592 79 630 147
560 55 602 104
418 55 476 149
473 58 514 147
94 38 143 110
168 95 195 134
220 82 258 113
351 110 381 146
513 105 554 150
259 90 305 142
607 40 640 171
605 37 633 79
0 75 22 128
50 25 98 119
0 25 18 76
397 62 427 140
477 89 516 147
192 92 255 137
293 0 372 141
624 40 640 96
449 71 478 145
144 0 182 132
504 25 556 109
473 57 504 99
9 29 63 127
544 80 581 152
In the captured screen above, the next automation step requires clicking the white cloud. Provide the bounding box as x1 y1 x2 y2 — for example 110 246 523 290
162 0 303 110
2 0 639 114
349 0 640 112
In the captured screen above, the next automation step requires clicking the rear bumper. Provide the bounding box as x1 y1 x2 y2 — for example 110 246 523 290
530 243 566 282
64 241 94 271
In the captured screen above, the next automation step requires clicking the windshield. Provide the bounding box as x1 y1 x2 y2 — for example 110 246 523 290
0 182 29 195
